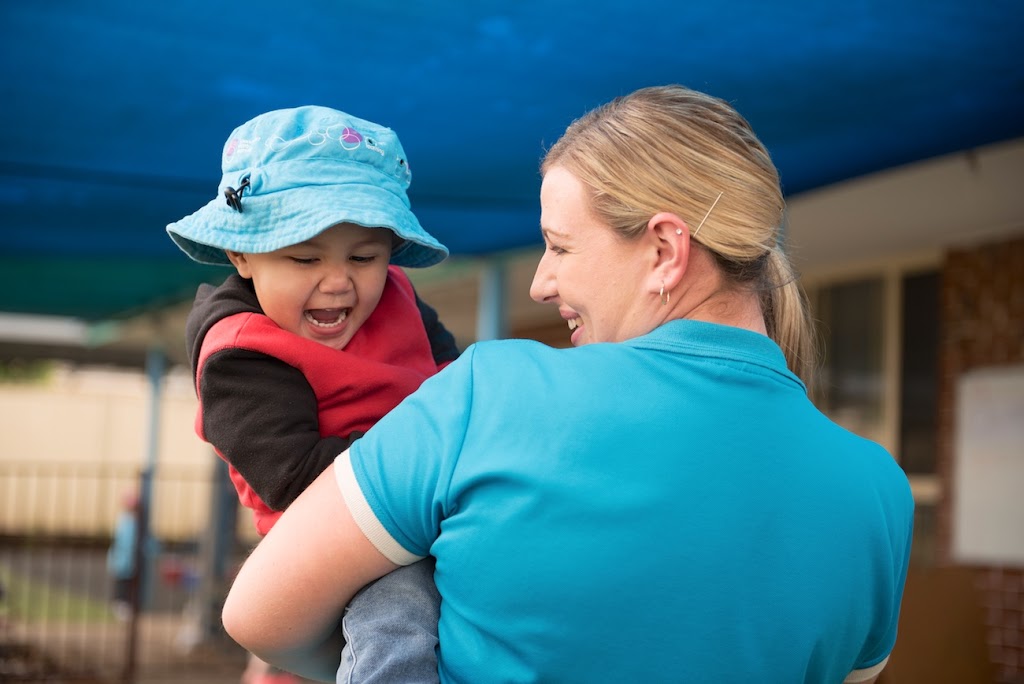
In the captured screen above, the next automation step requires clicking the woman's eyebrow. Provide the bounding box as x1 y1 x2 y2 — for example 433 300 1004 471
540 226 570 241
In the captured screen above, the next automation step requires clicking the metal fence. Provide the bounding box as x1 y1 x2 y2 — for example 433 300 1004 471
0 460 248 683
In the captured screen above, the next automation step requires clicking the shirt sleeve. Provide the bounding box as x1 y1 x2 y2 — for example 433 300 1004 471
200 348 358 510
339 345 478 559
335 450 423 565
845 656 888 683
852 470 916 672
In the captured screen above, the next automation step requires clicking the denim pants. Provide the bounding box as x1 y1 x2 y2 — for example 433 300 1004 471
338 557 440 684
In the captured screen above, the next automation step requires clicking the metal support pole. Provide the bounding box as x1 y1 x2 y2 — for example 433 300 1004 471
190 455 238 645
140 346 165 603
475 259 508 342
122 346 165 683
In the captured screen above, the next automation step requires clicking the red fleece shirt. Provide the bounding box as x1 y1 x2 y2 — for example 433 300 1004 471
194 266 445 535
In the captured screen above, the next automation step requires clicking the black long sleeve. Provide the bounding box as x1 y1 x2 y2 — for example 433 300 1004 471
199 348 361 510
415 291 460 364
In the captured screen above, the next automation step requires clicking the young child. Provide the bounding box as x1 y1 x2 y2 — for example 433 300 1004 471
106 490 141 621
167 106 455 684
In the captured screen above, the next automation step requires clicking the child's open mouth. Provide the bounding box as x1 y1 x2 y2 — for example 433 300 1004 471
304 308 349 329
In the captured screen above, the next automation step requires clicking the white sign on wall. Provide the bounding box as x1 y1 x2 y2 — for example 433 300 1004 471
951 364 1024 567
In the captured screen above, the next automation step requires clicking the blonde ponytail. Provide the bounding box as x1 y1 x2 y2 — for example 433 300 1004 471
761 246 817 384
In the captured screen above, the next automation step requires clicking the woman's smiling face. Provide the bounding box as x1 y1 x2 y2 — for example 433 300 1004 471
226 223 393 351
530 166 651 346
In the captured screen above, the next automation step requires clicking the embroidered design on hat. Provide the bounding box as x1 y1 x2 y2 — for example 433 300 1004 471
261 123 379 155
340 127 363 149
225 137 258 157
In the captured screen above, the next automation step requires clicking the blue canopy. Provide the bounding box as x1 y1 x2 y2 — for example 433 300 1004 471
2 0 1022 319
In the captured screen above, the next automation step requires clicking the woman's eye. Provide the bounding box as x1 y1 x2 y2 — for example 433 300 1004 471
547 244 567 255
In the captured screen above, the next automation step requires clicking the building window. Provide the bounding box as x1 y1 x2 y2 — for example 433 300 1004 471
900 271 940 475
806 264 941 565
811 277 886 444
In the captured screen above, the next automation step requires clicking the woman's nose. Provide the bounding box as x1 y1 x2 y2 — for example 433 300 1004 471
529 254 555 304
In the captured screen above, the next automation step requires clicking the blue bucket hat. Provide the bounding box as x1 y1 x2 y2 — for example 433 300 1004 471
167 106 448 268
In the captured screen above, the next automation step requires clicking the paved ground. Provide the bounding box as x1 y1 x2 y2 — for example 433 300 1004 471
3 614 249 683
1 543 255 683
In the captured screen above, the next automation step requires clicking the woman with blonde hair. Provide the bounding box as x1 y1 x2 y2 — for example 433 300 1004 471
223 85 913 684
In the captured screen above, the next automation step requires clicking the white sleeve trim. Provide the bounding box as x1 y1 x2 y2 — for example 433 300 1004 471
844 655 889 683
334 449 423 566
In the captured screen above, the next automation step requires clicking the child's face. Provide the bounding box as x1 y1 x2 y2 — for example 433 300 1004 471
227 223 394 351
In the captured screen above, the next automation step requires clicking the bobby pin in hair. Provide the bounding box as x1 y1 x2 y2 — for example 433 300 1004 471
690 192 723 239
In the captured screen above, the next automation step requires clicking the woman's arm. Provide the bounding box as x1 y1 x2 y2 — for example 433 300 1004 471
222 463 398 682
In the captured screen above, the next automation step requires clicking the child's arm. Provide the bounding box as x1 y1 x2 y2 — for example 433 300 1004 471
199 348 359 511
187 277 353 511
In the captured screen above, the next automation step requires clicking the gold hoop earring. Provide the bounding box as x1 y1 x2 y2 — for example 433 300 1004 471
660 282 670 307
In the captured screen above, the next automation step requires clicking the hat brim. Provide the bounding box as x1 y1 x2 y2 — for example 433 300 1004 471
167 183 448 269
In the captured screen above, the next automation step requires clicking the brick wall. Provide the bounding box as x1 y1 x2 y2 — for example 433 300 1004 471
939 235 1024 683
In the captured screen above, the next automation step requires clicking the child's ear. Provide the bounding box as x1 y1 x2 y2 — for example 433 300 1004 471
225 250 253 278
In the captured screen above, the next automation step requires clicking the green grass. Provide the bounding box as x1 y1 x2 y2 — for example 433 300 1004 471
0 566 114 623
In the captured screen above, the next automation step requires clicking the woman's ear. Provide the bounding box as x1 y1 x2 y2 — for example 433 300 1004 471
225 250 253 278
645 212 691 293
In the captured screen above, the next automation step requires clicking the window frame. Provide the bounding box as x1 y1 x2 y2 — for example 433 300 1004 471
800 250 942 506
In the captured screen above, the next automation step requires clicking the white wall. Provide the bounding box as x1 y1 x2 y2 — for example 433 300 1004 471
787 138 1024 277
0 365 218 541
